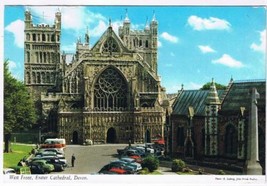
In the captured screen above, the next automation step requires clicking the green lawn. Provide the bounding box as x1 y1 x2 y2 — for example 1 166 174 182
3 143 34 168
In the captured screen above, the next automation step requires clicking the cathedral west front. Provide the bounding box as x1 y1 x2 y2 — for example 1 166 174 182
24 9 170 144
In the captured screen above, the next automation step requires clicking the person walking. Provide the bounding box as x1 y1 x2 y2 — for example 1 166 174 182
71 154 76 167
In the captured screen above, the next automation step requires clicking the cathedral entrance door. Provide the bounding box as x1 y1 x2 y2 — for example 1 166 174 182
107 127 116 143
72 131 78 144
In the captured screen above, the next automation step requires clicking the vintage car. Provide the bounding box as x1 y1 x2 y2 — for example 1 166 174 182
28 160 54 173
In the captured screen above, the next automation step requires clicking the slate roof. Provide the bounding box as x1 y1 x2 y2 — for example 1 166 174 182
172 80 266 116
220 80 266 113
172 89 224 116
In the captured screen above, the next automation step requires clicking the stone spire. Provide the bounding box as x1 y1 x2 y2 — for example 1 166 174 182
124 9 130 23
205 78 221 105
85 26 89 44
152 10 157 23
145 17 150 31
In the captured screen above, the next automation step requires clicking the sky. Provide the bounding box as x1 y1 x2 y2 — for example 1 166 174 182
3 5 266 93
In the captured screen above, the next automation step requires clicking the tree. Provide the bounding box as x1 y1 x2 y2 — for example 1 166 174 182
200 82 226 90
4 60 37 152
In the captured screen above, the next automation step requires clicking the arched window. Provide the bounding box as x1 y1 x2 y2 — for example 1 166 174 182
26 72 30 84
94 67 127 110
42 34 46 41
145 40 149 48
46 72 50 83
37 72 41 83
177 127 184 146
225 124 237 157
102 37 119 53
27 51 30 62
32 72 36 83
51 34 55 42
201 128 205 150
33 33 36 41
26 33 30 41
139 40 142 47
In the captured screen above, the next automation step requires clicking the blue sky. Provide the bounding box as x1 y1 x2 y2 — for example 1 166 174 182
3 6 266 93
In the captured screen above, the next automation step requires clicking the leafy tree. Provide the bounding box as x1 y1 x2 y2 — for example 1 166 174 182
200 82 226 90
4 60 37 152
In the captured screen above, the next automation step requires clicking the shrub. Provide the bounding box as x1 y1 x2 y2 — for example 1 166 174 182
218 170 226 175
139 167 149 174
171 159 186 172
141 155 159 172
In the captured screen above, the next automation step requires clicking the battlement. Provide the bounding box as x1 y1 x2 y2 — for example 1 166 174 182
41 92 62 101
140 107 164 112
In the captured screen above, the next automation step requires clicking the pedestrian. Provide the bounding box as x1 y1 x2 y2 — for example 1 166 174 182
71 154 76 167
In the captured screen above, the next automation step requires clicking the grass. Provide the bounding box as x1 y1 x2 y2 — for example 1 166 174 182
3 143 34 168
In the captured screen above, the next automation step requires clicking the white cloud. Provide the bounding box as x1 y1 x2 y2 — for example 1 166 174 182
250 29 266 53
160 32 179 43
212 54 244 68
188 15 231 31
5 19 25 48
61 43 76 52
90 20 108 37
28 6 108 37
8 60 17 69
187 82 203 90
158 40 162 48
198 45 216 53
165 63 173 67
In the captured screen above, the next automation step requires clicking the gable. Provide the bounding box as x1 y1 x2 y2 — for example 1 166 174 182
91 26 130 54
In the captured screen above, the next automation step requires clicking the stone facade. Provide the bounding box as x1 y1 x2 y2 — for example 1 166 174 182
24 10 169 145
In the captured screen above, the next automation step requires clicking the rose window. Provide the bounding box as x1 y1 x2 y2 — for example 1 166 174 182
94 68 127 109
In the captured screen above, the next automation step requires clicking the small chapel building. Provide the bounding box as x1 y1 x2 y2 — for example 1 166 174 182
171 79 265 172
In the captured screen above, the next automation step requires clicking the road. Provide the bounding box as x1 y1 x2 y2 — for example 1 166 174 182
55 144 127 174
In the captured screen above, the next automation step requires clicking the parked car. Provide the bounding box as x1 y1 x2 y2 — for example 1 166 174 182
110 160 141 172
119 157 142 171
40 156 65 171
99 164 133 174
3 168 16 174
39 148 65 158
29 160 54 173
35 151 58 158
31 156 67 168
9 166 31 174
98 170 120 175
28 164 45 174
109 167 128 174
135 145 154 154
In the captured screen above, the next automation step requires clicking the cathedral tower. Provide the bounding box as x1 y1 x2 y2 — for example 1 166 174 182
24 9 62 100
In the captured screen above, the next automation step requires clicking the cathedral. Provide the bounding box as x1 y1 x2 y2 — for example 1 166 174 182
24 9 170 145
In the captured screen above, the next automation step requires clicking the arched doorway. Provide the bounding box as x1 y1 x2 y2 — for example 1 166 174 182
145 129 151 143
72 131 78 144
107 127 116 143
